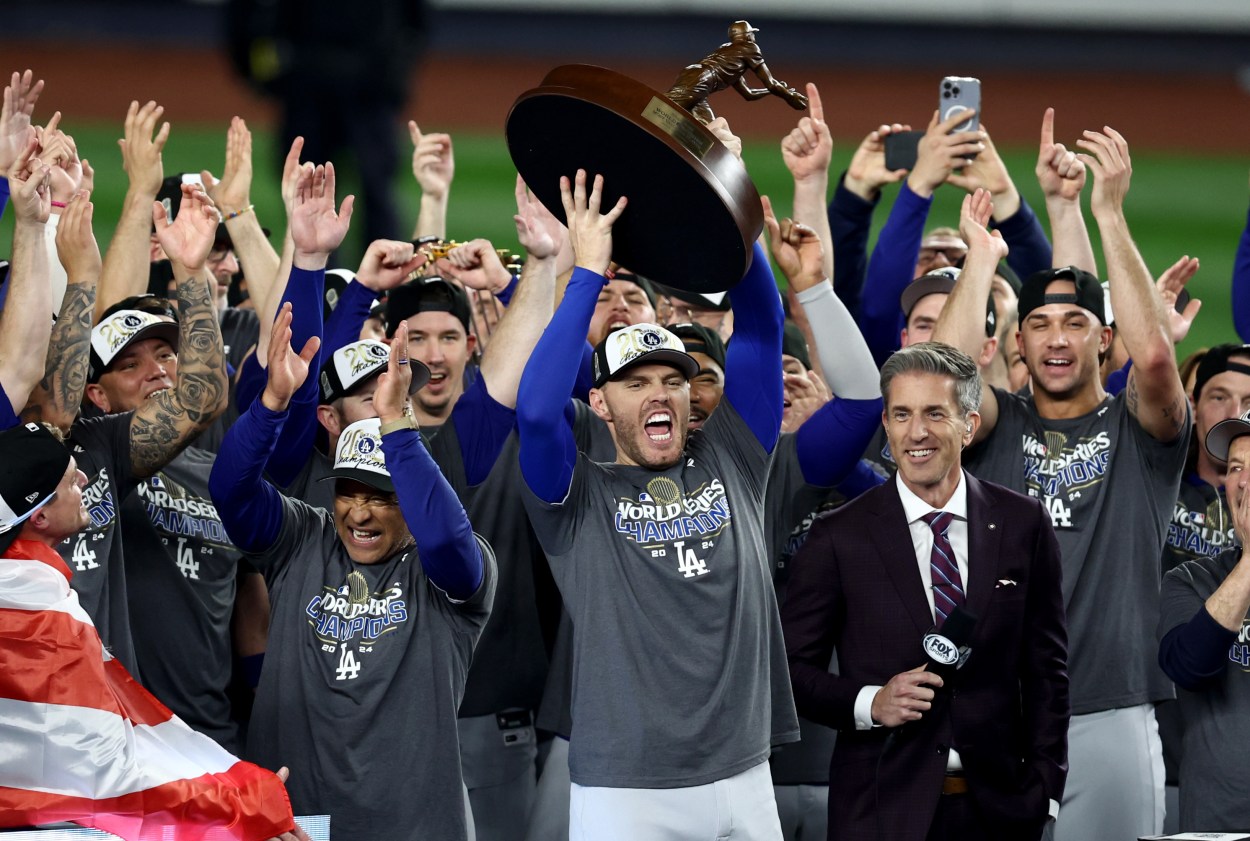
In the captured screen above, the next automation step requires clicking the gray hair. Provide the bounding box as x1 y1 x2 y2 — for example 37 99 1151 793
880 341 982 417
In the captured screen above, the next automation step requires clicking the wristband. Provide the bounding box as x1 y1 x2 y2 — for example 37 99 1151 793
380 417 417 436
50 200 67 209
225 204 255 221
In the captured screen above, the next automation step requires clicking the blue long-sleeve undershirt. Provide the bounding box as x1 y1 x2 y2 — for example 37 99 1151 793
992 197 1052 281
795 397 884 488
1233 206 1250 343
1159 605 1237 691
826 173 879 321
210 396 483 599
324 279 379 356
722 241 784 454
0 176 9 223
859 183 932 367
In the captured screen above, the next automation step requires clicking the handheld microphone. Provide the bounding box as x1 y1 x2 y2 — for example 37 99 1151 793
921 605 978 682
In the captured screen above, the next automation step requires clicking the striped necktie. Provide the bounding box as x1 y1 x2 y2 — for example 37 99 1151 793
922 510 964 626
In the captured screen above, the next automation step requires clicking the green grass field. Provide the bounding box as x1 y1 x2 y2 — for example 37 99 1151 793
3 122 1245 359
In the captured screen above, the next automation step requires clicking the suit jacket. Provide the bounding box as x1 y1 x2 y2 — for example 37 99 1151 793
782 471 1069 841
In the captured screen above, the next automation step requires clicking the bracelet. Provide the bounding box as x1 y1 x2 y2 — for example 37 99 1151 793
379 417 417 436
224 204 255 221
50 200 67 209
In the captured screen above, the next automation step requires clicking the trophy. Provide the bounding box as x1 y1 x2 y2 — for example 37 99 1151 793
505 21 808 293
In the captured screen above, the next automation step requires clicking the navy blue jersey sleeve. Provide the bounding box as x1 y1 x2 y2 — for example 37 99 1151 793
794 396 884 487
0 177 8 223
0 380 16 430
992 196 1052 280
517 267 602 503
449 375 517 486
836 458 889 500
1105 360 1133 397
1159 606 1237 691
723 241 784 454
324 279 378 356
496 274 519 307
381 427 483 600
1234 206 1250 343
208 396 290 554
859 183 932 367
573 340 594 404
827 172 879 320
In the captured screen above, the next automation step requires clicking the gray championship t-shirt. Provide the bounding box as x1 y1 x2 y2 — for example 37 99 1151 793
1159 549 1250 831
966 389 1188 713
244 496 496 841
61 412 142 675
523 400 799 788
121 446 246 752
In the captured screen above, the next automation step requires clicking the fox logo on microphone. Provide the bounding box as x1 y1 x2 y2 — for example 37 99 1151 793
924 631 971 669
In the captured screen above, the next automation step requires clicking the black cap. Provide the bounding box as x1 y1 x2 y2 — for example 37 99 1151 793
782 322 812 371
1018 266 1106 326
1193 343 1250 402
0 423 72 555
651 281 731 313
901 267 996 339
318 340 430 405
668 322 726 370
591 323 700 389
385 277 471 336
610 270 659 308
1206 408 1250 464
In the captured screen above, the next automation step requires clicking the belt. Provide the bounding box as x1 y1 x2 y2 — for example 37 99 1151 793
941 773 969 796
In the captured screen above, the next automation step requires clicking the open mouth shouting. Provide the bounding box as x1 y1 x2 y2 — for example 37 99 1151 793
644 411 674 443
347 527 382 549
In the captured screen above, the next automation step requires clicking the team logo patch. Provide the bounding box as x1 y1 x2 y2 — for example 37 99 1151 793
356 437 377 456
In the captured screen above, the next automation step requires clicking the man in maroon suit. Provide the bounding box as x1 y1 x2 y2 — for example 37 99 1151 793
782 341 1069 841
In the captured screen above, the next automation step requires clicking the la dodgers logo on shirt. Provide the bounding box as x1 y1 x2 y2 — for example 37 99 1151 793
1021 430 1112 529
613 477 731 577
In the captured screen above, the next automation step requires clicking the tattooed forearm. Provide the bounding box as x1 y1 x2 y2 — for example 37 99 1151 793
1162 392 1187 435
23 283 96 432
129 269 228 477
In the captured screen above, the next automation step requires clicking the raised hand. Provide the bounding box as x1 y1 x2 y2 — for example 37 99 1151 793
559 170 627 277
289 162 355 267
761 195 824 292
780 371 830 433
908 109 986 198
844 123 912 200
374 322 413 424
39 118 85 204
1075 126 1132 219
958 188 1009 263
1036 108 1086 203
409 121 454 201
9 133 51 224
118 100 170 198
281 136 311 213
434 239 511 293
152 183 218 272
201 116 254 215
706 116 743 161
944 123 1020 218
54 190 101 280
1155 256 1202 344
513 175 567 261
262 303 321 412
356 239 427 292
780 83 831 183
0 70 44 175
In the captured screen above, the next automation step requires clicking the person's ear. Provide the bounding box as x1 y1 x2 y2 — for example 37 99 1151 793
84 383 111 414
588 387 612 422
317 404 342 438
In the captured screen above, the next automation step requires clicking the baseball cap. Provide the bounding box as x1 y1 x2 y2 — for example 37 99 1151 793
89 309 180 383
385 277 472 336
323 268 356 320
609 270 659 308
0 422 72 556
1018 266 1106 326
319 339 430 405
668 322 726 370
900 267 996 339
592 323 700 389
782 322 812 371
1205 408 1250 464
1193 343 1250 402
651 282 730 313
320 418 395 494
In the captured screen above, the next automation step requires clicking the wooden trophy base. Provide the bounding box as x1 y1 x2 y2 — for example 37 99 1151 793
506 64 762 294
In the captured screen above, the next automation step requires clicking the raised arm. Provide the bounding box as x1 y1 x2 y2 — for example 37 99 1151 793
1076 127 1187 442
1038 108 1097 274
129 185 229 477
517 171 625 503
933 189 1008 443
201 117 280 319
374 324 483 600
1233 177 1250 343
781 83 833 281
408 121 453 241
96 100 168 322
254 137 309 363
1 135 53 420
21 190 98 432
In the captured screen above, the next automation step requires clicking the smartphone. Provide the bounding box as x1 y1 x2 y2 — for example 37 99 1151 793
883 131 924 172
941 76 981 133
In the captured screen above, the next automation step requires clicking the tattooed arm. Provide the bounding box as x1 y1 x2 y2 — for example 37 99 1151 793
22 191 98 432
129 184 229 478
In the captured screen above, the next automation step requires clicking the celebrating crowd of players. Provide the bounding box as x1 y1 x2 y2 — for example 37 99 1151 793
2 60 1250 841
